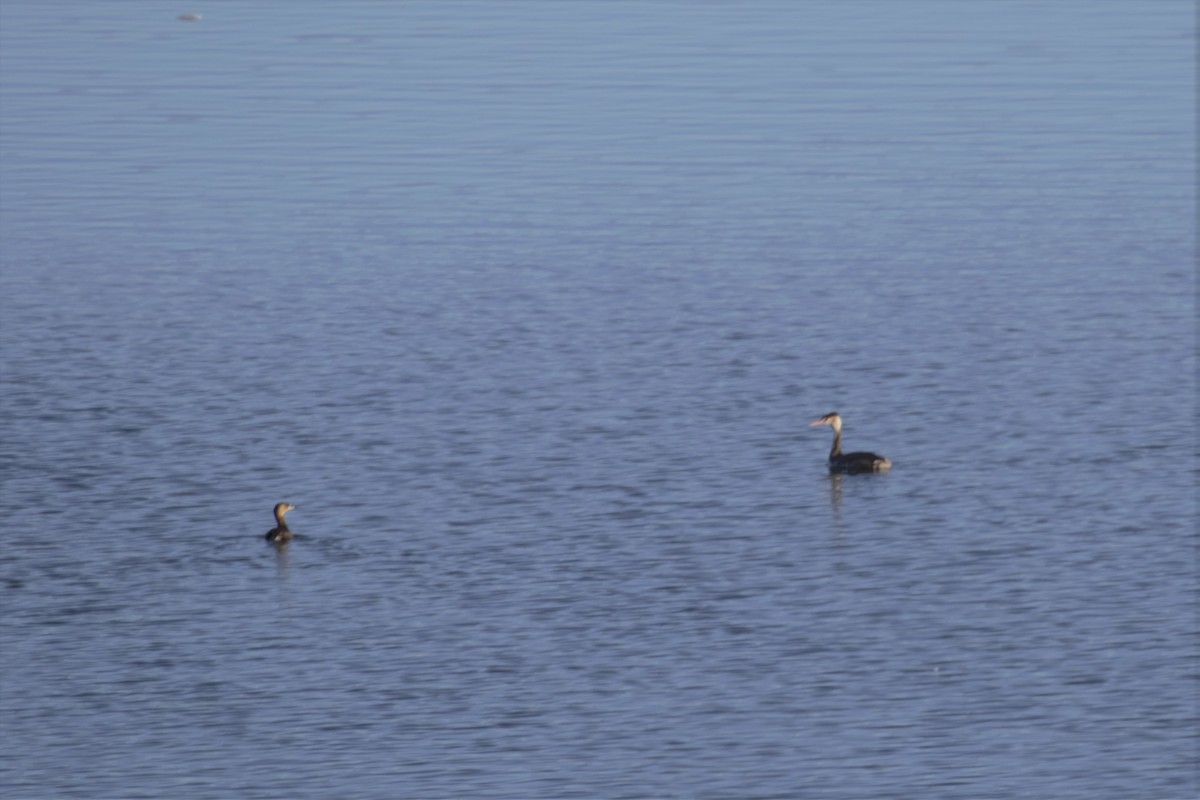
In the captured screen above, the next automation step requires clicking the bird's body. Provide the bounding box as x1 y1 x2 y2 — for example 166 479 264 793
810 412 891 474
265 502 296 542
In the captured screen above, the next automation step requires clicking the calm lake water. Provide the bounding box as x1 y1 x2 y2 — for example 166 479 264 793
1 2 1195 798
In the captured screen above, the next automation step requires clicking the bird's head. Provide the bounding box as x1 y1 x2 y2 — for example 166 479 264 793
809 412 842 431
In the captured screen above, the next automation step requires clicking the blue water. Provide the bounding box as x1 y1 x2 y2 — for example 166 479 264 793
1 2 1195 798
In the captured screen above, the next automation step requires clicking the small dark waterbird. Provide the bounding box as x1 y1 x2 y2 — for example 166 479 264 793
810 412 892 474
265 502 296 542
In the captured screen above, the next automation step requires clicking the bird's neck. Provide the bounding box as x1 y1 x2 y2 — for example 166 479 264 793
829 427 842 460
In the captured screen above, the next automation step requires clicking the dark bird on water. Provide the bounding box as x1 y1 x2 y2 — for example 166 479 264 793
265 502 296 542
810 412 892 474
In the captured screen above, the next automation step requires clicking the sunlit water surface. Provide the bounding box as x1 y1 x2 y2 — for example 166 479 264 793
1 2 1195 798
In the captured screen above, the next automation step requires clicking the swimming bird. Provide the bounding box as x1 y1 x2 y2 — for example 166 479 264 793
810 412 892 474
265 502 296 542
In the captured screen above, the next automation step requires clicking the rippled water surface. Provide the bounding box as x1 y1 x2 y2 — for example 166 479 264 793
1 2 1195 798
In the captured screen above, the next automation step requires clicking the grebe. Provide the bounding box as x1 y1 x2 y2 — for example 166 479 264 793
810 412 892 474
265 502 296 542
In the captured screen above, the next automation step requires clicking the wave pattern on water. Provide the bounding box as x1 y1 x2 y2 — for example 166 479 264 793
0 2 1195 799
